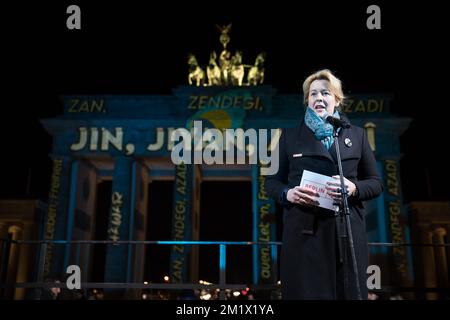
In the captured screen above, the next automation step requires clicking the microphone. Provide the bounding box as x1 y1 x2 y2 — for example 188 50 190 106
322 112 350 129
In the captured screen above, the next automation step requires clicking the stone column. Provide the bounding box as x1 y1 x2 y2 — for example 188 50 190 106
0 222 9 297
432 227 449 297
44 156 73 278
104 157 134 298
446 224 450 288
364 122 377 151
14 222 33 300
6 225 22 299
0 222 9 270
190 164 201 284
418 225 438 300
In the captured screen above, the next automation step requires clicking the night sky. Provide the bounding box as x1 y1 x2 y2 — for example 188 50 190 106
1 1 448 282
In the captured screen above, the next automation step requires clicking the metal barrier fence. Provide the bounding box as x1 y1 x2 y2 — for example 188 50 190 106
0 239 449 300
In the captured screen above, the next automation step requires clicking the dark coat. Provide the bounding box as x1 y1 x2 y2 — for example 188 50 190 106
265 120 383 299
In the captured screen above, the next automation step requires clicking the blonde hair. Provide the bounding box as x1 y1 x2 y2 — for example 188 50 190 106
302 69 345 107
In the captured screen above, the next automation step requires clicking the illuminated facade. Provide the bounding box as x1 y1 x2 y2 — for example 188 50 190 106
34 87 414 297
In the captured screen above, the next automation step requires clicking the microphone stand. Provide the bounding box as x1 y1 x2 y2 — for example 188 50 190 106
332 126 362 300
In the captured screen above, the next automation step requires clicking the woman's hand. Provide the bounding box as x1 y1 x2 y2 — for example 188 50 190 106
326 175 357 201
287 186 320 207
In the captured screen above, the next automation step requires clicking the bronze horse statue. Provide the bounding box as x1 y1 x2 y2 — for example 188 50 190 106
188 54 205 86
247 52 266 86
207 51 221 86
230 51 245 86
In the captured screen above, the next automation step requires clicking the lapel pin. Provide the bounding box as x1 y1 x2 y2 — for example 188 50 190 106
344 138 352 147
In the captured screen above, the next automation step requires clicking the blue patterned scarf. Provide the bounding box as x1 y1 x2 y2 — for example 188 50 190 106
304 107 341 150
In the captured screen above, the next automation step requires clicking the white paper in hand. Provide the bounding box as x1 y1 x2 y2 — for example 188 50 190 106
299 170 339 212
